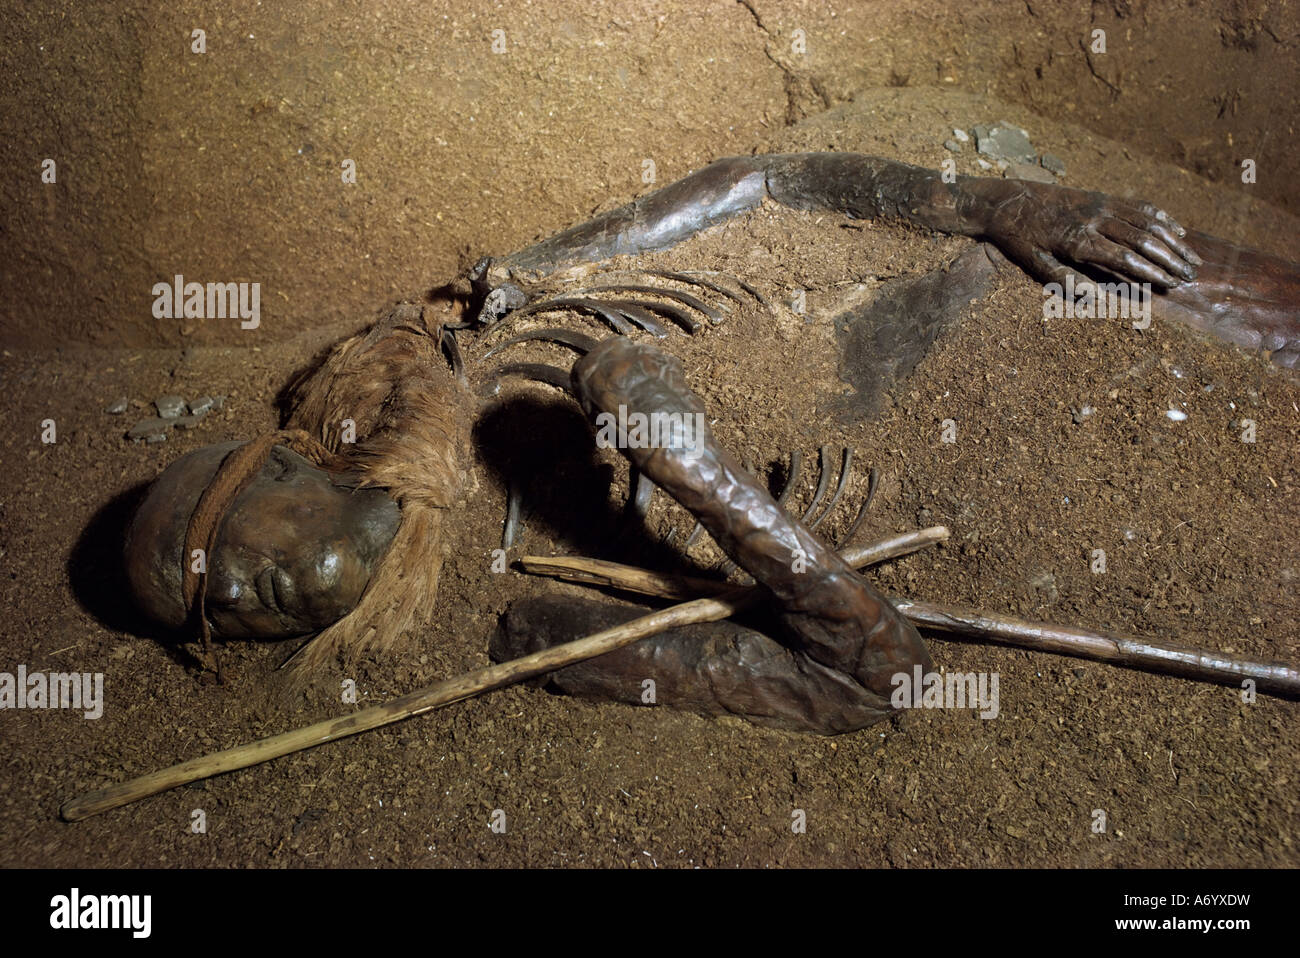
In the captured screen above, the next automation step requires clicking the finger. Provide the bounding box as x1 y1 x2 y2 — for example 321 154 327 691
1028 247 1081 288
1031 250 1114 314
1116 204 1203 266
1149 221 1203 266
1134 201 1187 238
1084 236 1182 289
1099 220 1197 281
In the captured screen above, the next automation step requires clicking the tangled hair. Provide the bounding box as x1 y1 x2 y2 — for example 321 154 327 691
185 302 468 673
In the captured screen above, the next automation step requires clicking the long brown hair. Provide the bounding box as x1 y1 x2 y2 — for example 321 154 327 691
185 302 468 673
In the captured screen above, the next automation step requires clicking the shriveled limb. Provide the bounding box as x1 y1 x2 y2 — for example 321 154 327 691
474 152 1199 307
474 152 1300 365
570 337 932 705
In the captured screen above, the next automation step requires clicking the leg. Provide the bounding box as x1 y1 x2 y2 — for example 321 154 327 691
569 337 931 711
491 595 898 734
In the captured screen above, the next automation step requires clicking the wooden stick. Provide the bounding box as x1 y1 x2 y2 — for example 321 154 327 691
62 527 946 821
519 544 1300 700
61 588 757 822
516 525 951 599
890 597 1300 698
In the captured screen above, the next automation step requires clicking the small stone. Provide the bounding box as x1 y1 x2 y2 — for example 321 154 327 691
976 158 993 170
952 127 969 142
1040 152 1067 175
1071 405 1096 424
127 417 173 441
155 395 187 419
104 397 129 415
975 121 1036 164
943 139 962 152
145 432 168 444
1005 161 1056 183
172 413 206 429
188 395 217 416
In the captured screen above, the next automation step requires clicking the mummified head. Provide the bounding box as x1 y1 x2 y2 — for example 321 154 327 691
124 440 401 641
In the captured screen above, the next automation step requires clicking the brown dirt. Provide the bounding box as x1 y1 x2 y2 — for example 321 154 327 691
1 4 1297 869
3 1 1296 348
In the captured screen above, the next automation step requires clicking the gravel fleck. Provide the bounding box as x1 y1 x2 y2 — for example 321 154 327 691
973 120 1036 164
1040 152 1066 176
1005 161 1056 183
155 395 187 419
127 417 173 441
172 413 207 429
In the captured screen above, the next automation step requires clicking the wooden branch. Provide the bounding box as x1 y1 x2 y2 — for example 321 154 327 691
61 527 943 821
891 597 1300 699
64 521 1293 822
516 525 951 599
60 587 757 823
518 535 1300 700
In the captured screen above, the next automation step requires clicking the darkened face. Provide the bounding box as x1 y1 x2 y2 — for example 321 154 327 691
125 442 401 640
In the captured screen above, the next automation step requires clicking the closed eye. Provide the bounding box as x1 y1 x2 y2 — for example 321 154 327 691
255 566 282 611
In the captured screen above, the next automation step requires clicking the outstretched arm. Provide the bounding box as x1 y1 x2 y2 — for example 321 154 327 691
474 152 1200 300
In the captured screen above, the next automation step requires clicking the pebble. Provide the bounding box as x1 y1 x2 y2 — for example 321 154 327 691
943 139 962 153
973 120 1036 165
1005 161 1056 184
172 413 206 430
1040 152 1067 176
119 393 224 442
952 127 969 142
128 417 173 441
1165 409 1188 422
104 397 129 415
155 395 187 419
187 392 217 415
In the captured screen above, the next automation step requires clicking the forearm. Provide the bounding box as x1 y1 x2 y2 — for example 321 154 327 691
762 152 991 238
484 152 991 283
